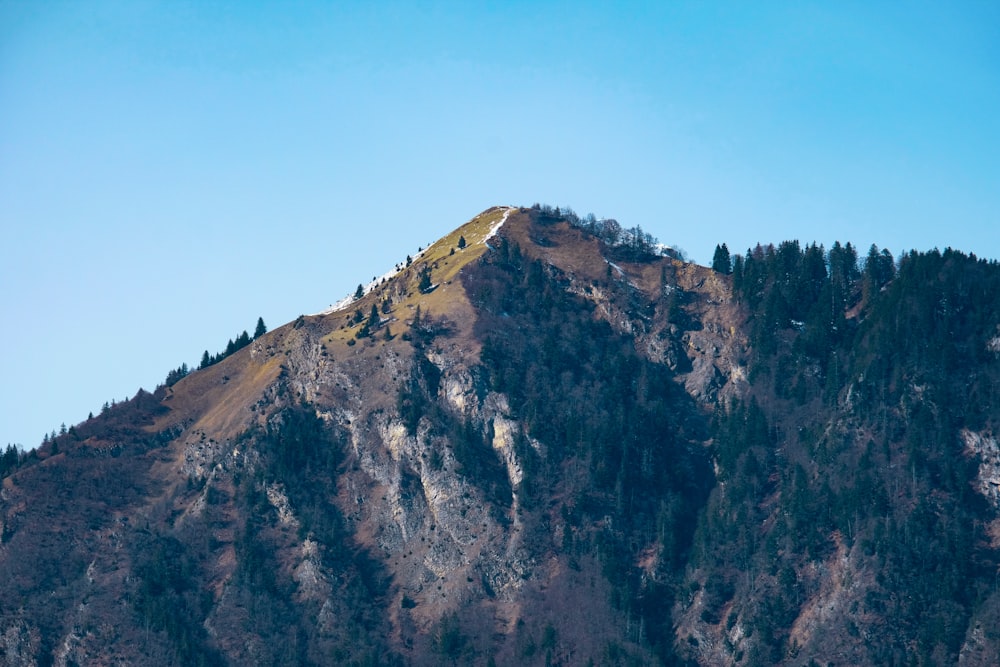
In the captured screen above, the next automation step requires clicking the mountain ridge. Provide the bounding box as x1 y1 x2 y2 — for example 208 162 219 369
2 206 999 666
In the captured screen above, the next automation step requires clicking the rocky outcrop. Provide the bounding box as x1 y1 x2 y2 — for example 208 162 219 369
964 429 1000 510
0 621 40 667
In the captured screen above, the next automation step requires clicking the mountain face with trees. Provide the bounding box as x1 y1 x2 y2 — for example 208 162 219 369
2 206 999 666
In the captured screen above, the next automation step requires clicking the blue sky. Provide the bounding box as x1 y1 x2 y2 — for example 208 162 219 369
2 1 999 449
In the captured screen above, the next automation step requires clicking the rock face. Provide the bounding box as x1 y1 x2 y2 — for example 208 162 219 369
965 429 1000 510
2 207 999 666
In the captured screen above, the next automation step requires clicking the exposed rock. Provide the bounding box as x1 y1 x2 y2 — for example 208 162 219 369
266 483 300 529
0 621 40 667
964 429 1000 510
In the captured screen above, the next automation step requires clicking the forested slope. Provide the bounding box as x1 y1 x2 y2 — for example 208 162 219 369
1 207 998 666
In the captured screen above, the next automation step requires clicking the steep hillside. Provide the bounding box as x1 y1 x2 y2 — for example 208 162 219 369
1 207 999 666
676 243 1000 666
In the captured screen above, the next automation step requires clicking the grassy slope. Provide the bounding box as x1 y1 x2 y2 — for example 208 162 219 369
318 206 511 347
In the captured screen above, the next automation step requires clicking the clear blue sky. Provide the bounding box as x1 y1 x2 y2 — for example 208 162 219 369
2 1 999 449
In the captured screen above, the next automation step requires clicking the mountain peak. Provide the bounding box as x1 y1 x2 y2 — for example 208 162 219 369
3 207 1000 665
317 206 515 317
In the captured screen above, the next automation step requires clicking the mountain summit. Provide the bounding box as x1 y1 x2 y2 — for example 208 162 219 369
2 206 1000 665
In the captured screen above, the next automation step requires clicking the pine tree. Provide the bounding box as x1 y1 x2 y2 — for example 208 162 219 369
419 266 433 292
0 444 19 477
354 284 365 299
457 235 467 249
732 254 745 295
254 317 267 339
712 243 732 274
165 363 190 386
861 244 896 307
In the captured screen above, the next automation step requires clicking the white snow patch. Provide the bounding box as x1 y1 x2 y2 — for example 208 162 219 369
315 245 432 316
603 258 643 290
315 206 513 316
321 293 358 317
653 243 676 256
484 206 514 243
605 259 625 277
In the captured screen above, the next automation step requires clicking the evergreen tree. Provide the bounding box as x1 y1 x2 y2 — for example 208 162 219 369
801 243 828 302
354 284 365 299
712 243 732 274
200 350 211 369
732 254 745 295
165 363 190 386
253 317 267 339
457 235 467 249
419 266 433 292
861 244 896 307
0 444 19 477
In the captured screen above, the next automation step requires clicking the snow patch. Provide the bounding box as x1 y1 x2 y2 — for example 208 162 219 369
652 242 680 257
315 244 432 316
605 259 625 277
484 205 514 243
315 206 513 316
604 258 642 289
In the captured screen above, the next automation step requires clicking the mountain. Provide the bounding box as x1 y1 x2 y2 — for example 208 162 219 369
2 205 1000 666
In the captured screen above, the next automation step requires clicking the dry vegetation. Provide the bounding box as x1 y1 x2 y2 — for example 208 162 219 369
2 207 999 666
